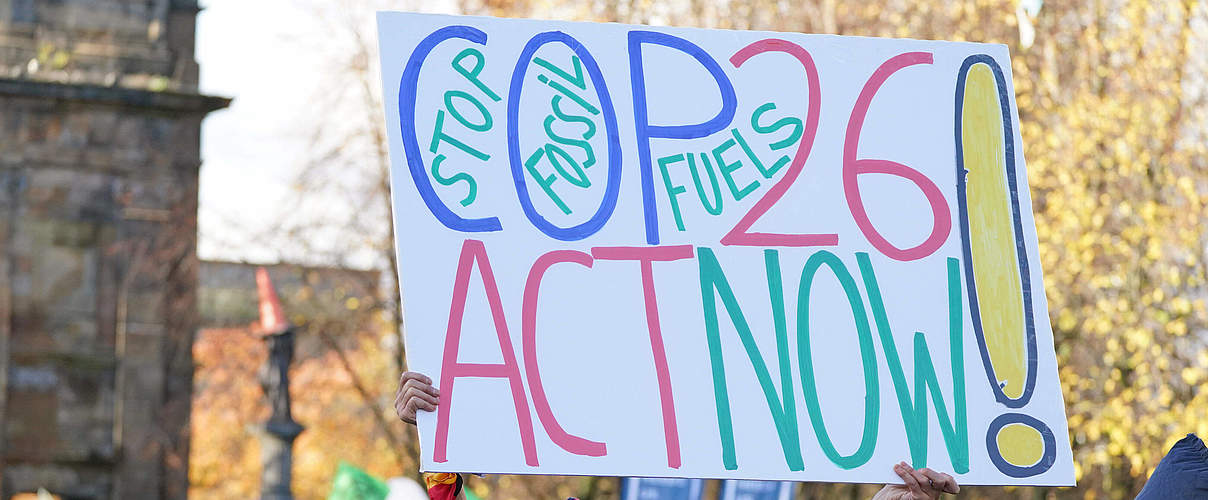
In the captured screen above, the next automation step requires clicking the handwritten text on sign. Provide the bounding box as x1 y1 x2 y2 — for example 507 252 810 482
377 12 1073 486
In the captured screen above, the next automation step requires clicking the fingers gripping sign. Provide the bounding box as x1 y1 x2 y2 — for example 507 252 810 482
918 466 960 496
396 371 441 425
871 462 960 500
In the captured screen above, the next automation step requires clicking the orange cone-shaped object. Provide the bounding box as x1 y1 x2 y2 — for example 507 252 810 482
256 267 289 334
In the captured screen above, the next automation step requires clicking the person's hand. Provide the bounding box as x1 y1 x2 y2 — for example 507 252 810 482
871 462 959 500
395 371 439 425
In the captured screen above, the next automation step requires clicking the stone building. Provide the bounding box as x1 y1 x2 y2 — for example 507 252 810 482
0 1 227 498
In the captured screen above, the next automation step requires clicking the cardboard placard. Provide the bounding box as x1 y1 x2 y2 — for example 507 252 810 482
377 12 1074 486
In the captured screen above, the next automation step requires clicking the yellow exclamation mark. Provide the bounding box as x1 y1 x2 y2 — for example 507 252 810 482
961 62 1028 400
956 55 1052 475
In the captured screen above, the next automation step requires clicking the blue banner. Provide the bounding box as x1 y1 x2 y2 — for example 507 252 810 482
621 478 705 500
719 480 795 500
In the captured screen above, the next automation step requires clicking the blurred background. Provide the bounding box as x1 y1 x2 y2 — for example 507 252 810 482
0 0 1205 499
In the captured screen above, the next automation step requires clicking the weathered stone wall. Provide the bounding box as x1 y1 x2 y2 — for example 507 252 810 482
0 0 200 91
0 82 224 500
0 0 225 498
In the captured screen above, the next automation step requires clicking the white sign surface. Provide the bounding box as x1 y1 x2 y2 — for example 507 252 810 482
377 12 1074 486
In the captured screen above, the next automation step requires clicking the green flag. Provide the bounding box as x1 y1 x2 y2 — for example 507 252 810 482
328 461 389 500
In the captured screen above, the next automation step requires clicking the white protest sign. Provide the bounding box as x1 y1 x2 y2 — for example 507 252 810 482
377 12 1074 486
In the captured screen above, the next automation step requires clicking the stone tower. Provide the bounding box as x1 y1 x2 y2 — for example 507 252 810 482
0 0 227 498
